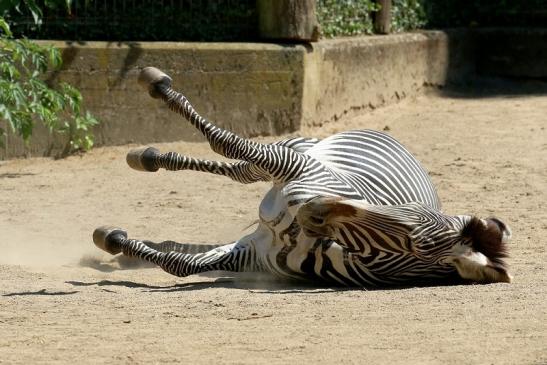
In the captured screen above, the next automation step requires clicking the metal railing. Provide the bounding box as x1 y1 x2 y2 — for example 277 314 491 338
8 0 258 41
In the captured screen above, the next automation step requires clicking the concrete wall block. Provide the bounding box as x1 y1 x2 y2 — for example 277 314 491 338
3 32 476 159
302 31 474 128
2 41 307 158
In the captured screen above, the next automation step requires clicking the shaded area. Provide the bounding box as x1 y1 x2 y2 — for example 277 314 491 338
439 29 547 98
3 289 78 297
438 77 547 99
6 0 258 42
475 28 547 79
65 273 469 293
423 0 547 29
0 172 36 179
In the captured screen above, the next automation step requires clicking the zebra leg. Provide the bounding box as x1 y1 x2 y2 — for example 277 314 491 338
125 137 320 183
126 147 271 184
274 137 320 153
141 240 223 254
137 67 309 183
93 226 259 277
107 239 225 270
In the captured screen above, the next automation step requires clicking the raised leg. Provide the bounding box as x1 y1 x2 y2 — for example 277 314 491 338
126 147 271 184
93 226 262 277
138 67 310 184
126 137 320 184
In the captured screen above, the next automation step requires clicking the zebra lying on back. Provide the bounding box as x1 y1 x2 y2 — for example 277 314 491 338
93 67 512 286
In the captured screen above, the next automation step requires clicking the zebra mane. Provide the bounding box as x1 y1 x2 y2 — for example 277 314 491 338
462 216 510 269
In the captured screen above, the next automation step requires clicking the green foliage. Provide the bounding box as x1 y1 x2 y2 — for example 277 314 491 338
317 0 546 38
317 0 379 38
391 0 426 33
317 0 427 38
0 0 98 154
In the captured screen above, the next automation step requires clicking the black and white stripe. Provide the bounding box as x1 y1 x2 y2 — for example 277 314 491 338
94 67 510 286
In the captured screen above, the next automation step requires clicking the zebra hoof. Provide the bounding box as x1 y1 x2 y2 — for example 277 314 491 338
126 147 160 172
138 67 172 99
93 226 127 255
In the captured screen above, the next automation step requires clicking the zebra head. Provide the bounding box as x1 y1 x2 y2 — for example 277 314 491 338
297 198 512 283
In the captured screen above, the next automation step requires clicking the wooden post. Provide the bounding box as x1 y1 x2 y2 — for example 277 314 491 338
257 0 319 42
374 0 392 34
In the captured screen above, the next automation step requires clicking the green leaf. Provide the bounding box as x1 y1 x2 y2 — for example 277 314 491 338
0 1 21 15
0 5 98 155
23 0 43 26
0 17 12 37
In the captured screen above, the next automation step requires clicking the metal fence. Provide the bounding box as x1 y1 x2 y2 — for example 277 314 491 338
8 0 258 41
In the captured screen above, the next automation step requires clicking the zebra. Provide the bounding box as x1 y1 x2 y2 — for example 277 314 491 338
92 67 512 286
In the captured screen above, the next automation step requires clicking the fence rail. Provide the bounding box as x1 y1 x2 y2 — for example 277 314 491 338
8 0 258 41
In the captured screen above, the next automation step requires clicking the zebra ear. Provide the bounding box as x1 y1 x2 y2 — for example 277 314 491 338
451 216 512 283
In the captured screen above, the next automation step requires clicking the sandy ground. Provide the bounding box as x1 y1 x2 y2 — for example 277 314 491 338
1 91 546 364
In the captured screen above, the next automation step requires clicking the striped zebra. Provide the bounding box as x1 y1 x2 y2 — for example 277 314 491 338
93 67 512 286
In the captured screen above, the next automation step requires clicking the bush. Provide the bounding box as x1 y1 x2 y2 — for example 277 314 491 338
317 0 379 38
0 1 98 154
317 0 426 38
391 0 426 33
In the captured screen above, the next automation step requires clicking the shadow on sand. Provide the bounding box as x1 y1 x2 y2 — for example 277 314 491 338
64 272 467 294
3 289 79 296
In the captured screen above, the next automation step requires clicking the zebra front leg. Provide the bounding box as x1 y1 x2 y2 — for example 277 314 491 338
138 67 309 183
125 137 321 182
126 147 270 184
93 226 260 277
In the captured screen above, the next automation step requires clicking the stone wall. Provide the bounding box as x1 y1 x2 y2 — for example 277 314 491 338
301 30 474 127
2 42 307 158
2 31 474 159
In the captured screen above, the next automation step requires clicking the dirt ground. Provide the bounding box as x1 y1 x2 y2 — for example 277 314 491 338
1 91 546 364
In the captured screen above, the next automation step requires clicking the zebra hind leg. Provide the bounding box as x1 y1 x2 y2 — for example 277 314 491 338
138 67 309 184
92 226 256 277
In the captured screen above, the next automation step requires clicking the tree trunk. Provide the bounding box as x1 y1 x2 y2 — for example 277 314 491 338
257 0 319 41
374 0 392 34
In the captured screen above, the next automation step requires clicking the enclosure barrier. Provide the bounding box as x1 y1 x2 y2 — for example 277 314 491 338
4 27 546 159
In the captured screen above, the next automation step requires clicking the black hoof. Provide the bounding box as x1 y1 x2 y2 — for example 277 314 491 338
138 67 172 99
93 226 127 255
126 147 160 172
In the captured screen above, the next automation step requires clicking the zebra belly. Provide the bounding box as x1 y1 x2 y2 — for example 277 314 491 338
305 130 441 209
